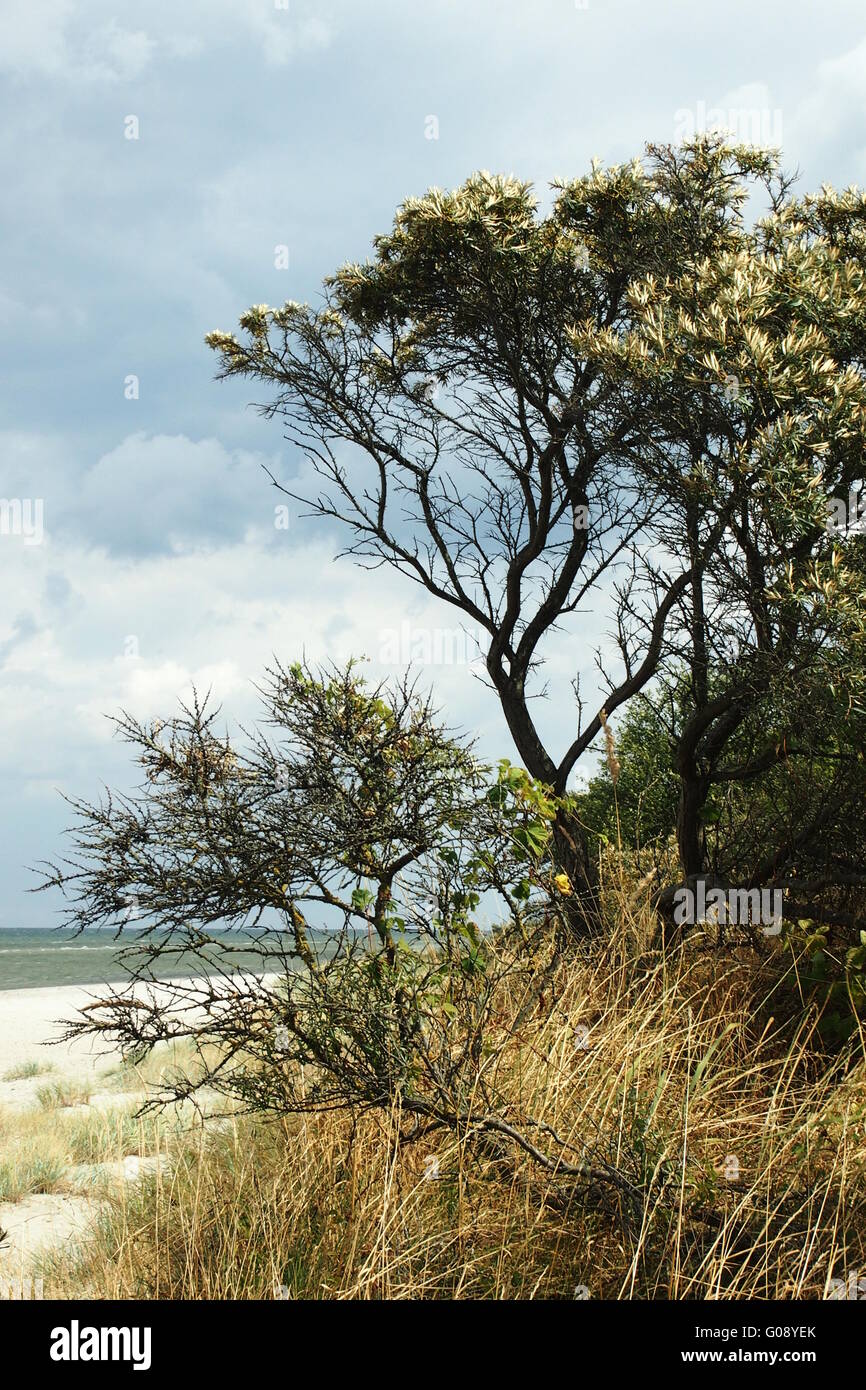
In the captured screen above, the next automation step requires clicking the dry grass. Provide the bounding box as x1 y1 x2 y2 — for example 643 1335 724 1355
0 1105 163 1202
0 1042 219 1208
38 905 866 1301
35 1078 94 1110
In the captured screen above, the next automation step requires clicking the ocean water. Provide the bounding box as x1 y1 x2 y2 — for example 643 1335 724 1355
0 927 319 992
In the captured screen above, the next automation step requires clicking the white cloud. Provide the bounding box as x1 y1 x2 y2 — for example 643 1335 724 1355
0 517 508 786
241 5 331 67
0 4 156 83
789 36 866 178
72 432 281 555
0 430 288 556
0 0 331 82
82 23 158 82
0 0 72 77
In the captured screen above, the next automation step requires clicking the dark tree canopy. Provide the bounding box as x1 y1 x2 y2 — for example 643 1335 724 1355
207 136 866 931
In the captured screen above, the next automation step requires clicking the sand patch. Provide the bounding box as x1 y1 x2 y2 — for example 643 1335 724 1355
0 983 128 1091
65 1154 163 1190
0 1193 95 1275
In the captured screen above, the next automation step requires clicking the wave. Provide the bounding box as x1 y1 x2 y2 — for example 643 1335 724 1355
0 944 118 955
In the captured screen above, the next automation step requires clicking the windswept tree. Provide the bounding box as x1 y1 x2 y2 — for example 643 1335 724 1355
207 137 866 933
37 662 609 1173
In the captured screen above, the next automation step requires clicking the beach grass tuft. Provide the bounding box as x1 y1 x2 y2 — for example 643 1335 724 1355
2 1059 55 1082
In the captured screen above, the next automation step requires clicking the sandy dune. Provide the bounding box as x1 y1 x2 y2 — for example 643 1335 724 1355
0 986 117 1289
0 983 170 1286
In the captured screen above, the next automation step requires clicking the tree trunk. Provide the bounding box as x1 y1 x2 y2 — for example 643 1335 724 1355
551 805 601 943
489 662 602 943
676 768 706 880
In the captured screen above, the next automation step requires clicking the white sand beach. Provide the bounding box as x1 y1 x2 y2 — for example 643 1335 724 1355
0 985 124 1287
0 973 230 1090
0 981 195 1287
0 982 122 1090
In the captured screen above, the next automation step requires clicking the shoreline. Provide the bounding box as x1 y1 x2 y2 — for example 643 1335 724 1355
0 978 141 1084
0 972 281 1088
0 976 224 1090
0 981 128 1082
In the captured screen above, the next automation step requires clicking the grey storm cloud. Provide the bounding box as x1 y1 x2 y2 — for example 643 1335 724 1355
69 433 283 556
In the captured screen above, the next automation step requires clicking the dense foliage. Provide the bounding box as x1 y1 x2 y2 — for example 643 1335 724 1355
206 136 866 933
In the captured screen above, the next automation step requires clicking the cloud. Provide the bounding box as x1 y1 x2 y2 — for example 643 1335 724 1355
0 4 157 83
0 522 505 797
240 4 331 67
82 23 158 82
0 1 331 82
70 432 284 556
0 430 292 557
789 36 866 179
0 0 73 78
0 610 39 667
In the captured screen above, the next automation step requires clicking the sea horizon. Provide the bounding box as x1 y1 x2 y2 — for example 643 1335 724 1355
0 925 340 992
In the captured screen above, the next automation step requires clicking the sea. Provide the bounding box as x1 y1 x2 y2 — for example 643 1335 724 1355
0 927 332 992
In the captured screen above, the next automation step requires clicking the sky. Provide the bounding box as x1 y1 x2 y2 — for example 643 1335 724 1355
2 0 866 924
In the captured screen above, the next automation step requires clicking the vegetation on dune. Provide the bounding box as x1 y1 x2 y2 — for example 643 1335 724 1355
26 137 866 1299
0 1097 171 1204
2 1060 55 1083
33 659 866 1299
41 923 866 1300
